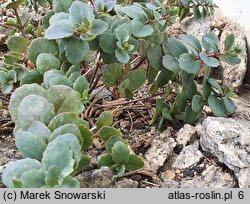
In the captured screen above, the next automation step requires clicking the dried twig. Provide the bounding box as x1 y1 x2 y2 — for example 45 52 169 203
95 92 166 108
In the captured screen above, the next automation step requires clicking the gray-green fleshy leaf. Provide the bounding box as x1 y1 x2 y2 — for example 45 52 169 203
20 69 43 85
47 85 84 114
115 49 130 64
179 53 200 74
52 133 81 165
27 121 51 142
103 63 122 87
45 166 63 187
36 53 61 74
17 95 55 129
7 35 28 53
224 33 235 51
208 94 227 117
98 126 122 142
42 142 75 177
65 37 89 64
124 154 144 171
97 153 115 168
45 19 74 40
8 84 47 125
111 141 130 164
179 34 202 55
48 112 89 131
20 169 45 188
49 12 69 26
219 54 241 65
96 111 113 129
2 158 42 188
44 69 64 89
27 37 59 64
78 125 93 151
207 78 223 95
49 124 83 146
199 52 220 67
53 0 73 13
73 76 89 95
131 17 153 38
192 95 204 113
124 69 146 91
69 1 94 25
223 97 236 113
105 135 124 153
162 55 180 72
89 19 108 36
99 30 117 54
167 38 188 57
147 44 164 70
15 130 47 160
57 176 80 188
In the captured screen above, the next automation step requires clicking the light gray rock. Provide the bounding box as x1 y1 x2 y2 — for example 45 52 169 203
77 167 115 188
181 17 212 40
180 165 236 188
145 128 176 172
161 165 236 188
172 142 203 169
236 167 250 188
219 24 248 92
199 117 250 172
199 117 250 187
115 179 139 188
176 124 197 146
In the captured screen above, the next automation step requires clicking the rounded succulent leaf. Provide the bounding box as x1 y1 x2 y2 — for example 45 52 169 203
2 158 42 188
103 63 122 87
45 166 63 187
17 95 55 130
48 112 89 131
27 37 59 64
20 169 45 188
98 126 122 142
36 53 61 74
96 111 113 129
8 84 47 125
7 35 28 53
15 130 47 160
124 154 144 171
111 141 130 164
78 125 93 151
52 133 81 165
49 124 83 147
47 85 84 115
56 176 80 188
110 164 126 176
42 141 75 177
75 154 90 173
105 135 124 153
44 69 64 89
97 153 115 168
27 121 51 143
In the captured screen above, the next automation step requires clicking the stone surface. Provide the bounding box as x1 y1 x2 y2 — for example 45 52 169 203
161 165 236 188
181 17 212 40
145 128 176 172
198 117 250 187
236 167 250 188
77 167 115 188
176 124 197 146
218 24 248 92
115 178 139 188
172 142 203 169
